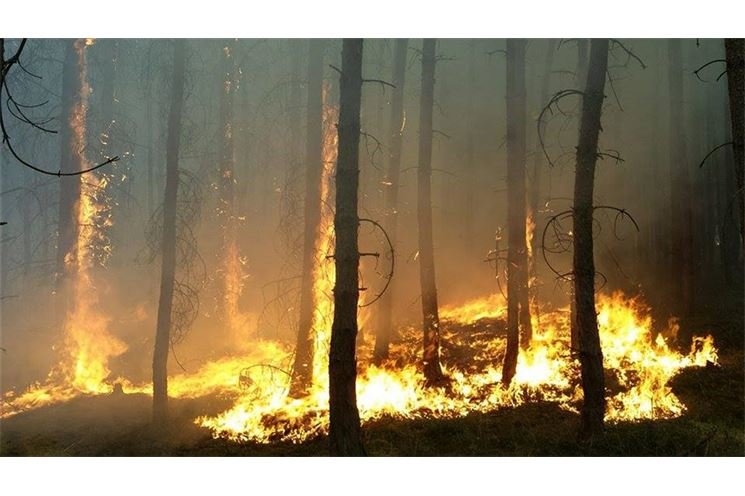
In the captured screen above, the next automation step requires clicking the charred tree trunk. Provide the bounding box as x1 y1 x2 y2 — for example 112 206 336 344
55 41 84 288
668 39 694 316
502 39 532 386
152 39 186 427
417 39 445 385
574 38 609 440
725 39 744 246
290 40 324 396
328 38 366 457
570 39 589 354
373 38 408 363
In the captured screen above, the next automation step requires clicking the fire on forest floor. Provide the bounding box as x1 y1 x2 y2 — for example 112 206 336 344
1 291 721 446
0 348 741 456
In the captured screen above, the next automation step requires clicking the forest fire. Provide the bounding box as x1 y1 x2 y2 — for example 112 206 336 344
194 291 718 443
0 37 739 463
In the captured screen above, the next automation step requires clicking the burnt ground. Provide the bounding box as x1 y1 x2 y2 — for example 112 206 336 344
1 307 743 456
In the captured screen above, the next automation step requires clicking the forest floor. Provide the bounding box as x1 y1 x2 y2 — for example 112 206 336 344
1 301 743 456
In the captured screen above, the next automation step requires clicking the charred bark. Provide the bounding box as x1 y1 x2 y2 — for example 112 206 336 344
328 38 366 456
152 39 186 427
574 38 609 440
290 40 324 397
725 39 744 246
373 38 408 363
502 39 532 387
417 39 446 385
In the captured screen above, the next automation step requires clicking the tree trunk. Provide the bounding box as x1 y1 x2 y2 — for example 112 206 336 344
55 40 84 287
530 39 556 257
570 39 589 354
725 39 744 246
217 39 239 324
502 39 532 386
417 39 445 385
152 39 186 427
574 38 609 440
290 40 324 396
328 38 366 457
373 38 408 363
668 39 694 316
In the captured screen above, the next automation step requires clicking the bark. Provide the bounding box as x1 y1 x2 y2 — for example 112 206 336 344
373 38 408 362
668 39 694 316
574 38 609 440
417 39 445 385
290 40 324 397
725 39 744 246
145 45 155 219
570 39 589 354
328 38 366 456
502 39 532 386
152 39 186 426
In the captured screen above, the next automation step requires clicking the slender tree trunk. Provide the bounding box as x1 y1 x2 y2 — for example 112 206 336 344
328 38 365 457
152 39 186 426
668 39 694 316
463 40 477 263
56 40 83 287
290 40 325 396
725 39 744 246
502 39 532 386
530 39 556 256
570 39 589 354
373 38 408 363
145 45 155 220
417 39 445 385
574 39 608 440
217 39 238 322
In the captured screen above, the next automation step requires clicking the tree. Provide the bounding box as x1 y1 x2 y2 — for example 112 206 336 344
152 39 186 426
290 40 324 396
328 38 366 456
724 39 744 245
502 39 532 387
216 39 242 328
373 38 408 362
55 40 85 288
668 39 694 316
417 39 446 385
573 38 609 439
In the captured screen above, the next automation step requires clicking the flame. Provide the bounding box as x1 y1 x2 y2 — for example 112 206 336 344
440 293 507 324
1 39 125 417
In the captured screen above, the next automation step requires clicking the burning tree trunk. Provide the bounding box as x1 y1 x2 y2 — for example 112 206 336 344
290 40 324 396
417 39 446 385
668 39 694 316
216 39 243 332
574 38 608 439
55 41 84 289
328 38 365 456
153 39 186 426
530 39 555 260
725 39 744 245
502 39 532 387
373 38 408 362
